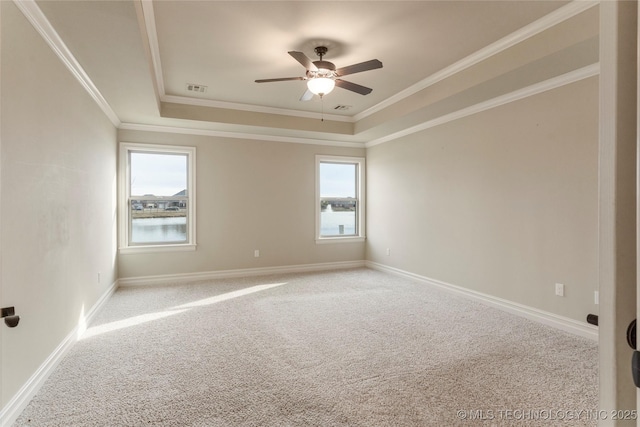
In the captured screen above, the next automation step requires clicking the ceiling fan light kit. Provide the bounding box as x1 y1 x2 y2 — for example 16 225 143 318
307 77 335 96
255 45 382 101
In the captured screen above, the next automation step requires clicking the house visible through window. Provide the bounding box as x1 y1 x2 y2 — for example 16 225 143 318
316 155 365 243
119 143 196 252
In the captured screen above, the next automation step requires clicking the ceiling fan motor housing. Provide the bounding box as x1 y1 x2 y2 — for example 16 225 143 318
312 46 335 75
308 60 336 80
313 60 336 71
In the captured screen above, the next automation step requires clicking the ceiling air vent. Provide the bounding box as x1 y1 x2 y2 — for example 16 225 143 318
333 105 352 111
186 83 207 93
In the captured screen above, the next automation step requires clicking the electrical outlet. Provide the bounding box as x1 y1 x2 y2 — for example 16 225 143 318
594 291 599 305
386 248 391 256
254 250 260 258
555 283 564 297
97 272 101 284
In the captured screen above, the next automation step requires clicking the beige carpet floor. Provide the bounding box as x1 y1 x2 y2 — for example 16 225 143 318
14 268 598 426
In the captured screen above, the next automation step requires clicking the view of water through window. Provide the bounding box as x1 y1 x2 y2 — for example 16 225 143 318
319 161 358 237
132 217 187 243
129 150 190 245
320 206 356 236
132 209 354 242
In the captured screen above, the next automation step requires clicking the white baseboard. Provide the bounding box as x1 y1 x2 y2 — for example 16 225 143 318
0 280 119 427
2 261 364 425
118 260 366 287
1 259 596 426
365 261 598 341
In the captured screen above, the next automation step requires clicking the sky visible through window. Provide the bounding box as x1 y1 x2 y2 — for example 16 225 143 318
320 162 356 197
129 155 352 198
131 152 187 196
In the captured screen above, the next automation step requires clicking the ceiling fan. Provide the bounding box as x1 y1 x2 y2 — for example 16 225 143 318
255 46 383 100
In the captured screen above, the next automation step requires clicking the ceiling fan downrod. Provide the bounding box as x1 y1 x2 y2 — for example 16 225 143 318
314 46 328 61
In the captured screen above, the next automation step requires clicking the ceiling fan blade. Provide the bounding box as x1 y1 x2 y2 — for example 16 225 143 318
300 89 314 101
288 51 318 71
335 79 373 95
335 59 383 77
255 77 305 83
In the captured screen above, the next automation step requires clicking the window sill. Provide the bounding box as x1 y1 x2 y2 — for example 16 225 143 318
119 243 197 254
315 236 366 245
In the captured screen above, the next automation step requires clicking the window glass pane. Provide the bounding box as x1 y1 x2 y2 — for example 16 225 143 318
319 162 357 236
319 163 356 198
131 216 187 244
130 152 188 244
130 152 187 197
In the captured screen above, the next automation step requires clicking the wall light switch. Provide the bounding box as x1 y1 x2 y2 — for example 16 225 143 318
254 250 260 258
555 283 564 297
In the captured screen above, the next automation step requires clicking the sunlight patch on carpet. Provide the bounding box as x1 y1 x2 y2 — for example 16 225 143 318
80 282 287 340
173 282 287 309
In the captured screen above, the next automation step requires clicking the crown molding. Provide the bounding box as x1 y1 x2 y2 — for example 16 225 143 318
124 63 599 150
162 95 353 123
18 0 599 148
142 1 353 124
139 0 165 103
366 62 599 148
355 0 599 122
13 0 121 127
143 0 598 124
118 123 366 148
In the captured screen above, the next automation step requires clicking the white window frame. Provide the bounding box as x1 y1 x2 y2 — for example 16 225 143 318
119 142 196 254
315 155 366 244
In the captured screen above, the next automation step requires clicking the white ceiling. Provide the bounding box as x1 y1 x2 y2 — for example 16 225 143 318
32 0 581 144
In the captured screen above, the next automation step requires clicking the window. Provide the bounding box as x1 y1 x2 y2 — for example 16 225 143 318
119 143 196 253
315 155 365 243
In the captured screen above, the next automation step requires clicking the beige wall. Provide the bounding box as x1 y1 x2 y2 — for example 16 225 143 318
366 76 599 323
1 1 118 410
117 130 365 279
